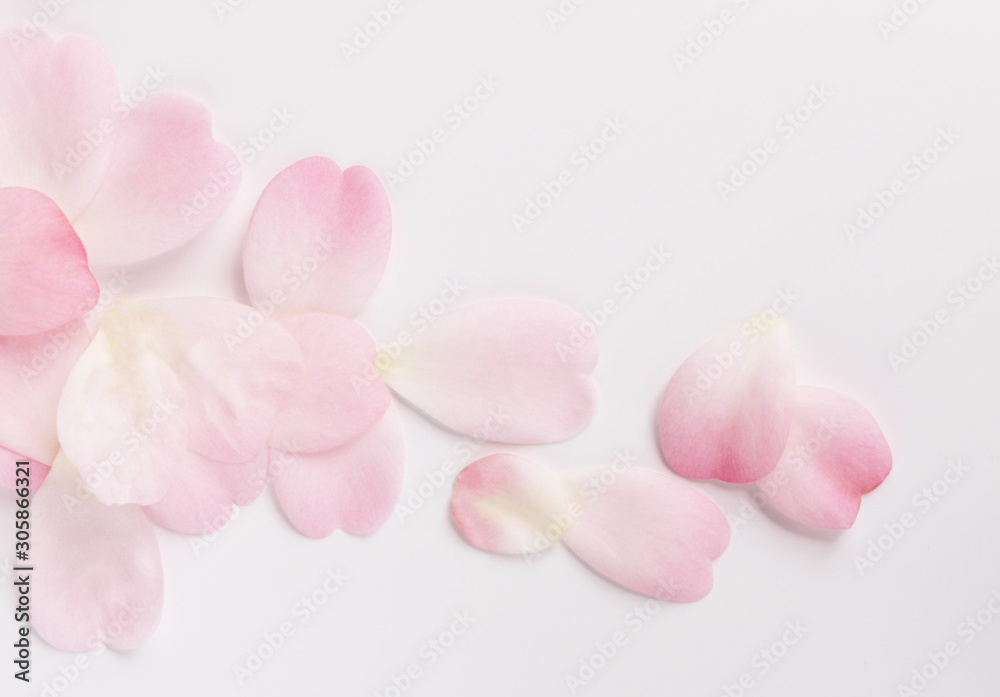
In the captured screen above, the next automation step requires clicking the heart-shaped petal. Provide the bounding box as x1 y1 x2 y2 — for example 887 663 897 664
381 299 599 444
0 188 98 336
755 386 892 529
33 454 164 652
452 454 730 601
243 156 391 318
271 407 405 538
658 319 796 483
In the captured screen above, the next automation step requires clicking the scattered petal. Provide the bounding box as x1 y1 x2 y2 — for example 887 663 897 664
270 313 390 453
382 299 599 444
271 407 405 538
33 454 163 652
0 188 98 336
756 386 892 529
73 93 241 266
658 320 795 483
243 156 391 318
0 445 48 490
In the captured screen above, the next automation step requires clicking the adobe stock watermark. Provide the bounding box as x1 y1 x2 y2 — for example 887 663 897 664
383 76 499 192
373 611 476 697
887 254 997 373
556 245 670 362
843 126 959 242
717 620 808 697
545 0 591 30
6 0 74 50
672 0 757 72
717 84 833 201
232 567 349 684
877 0 932 39
512 117 628 234
895 585 1000 696
853 459 969 575
340 0 410 63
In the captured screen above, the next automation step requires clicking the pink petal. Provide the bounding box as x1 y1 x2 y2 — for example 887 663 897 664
143 449 268 535
0 33 120 218
0 188 98 336
33 455 163 652
658 320 796 483
271 407 405 538
561 468 730 602
755 386 893 529
72 93 241 266
0 319 91 463
0 445 48 490
452 454 730 601
270 313 391 453
242 156 390 318
381 299 599 444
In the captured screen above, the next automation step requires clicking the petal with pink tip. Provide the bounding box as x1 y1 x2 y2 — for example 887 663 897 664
72 93 241 266
0 188 98 335
381 299 599 444
271 407 406 538
242 156 391 318
658 320 795 483
270 313 391 453
0 33 120 218
0 319 91 464
33 454 163 652
0 445 48 490
143 449 268 535
561 468 730 602
755 386 892 529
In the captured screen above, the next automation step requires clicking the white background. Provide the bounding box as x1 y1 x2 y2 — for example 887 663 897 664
2 0 1000 695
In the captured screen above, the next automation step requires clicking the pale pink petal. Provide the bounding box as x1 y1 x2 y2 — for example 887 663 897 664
561 468 730 602
57 329 187 505
242 156 390 318
72 93 241 266
451 453 572 555
382 299 599 444
33 454 163 652
270 313 390 453
0 33 120 218
0 188 98 335
658 320 796 483
756 386 893 529
271 407 405 538
0 319 91 463
143 449 268 535
0 445 48 490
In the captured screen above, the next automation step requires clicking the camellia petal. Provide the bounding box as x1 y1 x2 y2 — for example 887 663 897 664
0 33 120 218
658 320 796 483
270 313 391 453
381 299 599 444
452 454 730 601
755 386 893 529
33 454 164 652
0 188 98 336
242 156 391 318
270 407 405 539
143 449 269 535
72 93 241 266
0 318 91 463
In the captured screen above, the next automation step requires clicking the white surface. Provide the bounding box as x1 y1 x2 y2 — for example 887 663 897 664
2 0 1000 695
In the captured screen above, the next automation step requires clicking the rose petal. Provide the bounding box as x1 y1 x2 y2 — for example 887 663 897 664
0 319 91 463
0 188 98 336
143 449 268 535
658 320 796 483
756 386 893 529
271 407 405 538
0 33 120 218
33 454 163 652
72 93 241 266
270 313 391 453
0 445 48 490
452 454 730 601
381 299 599 444
242 156 391 318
